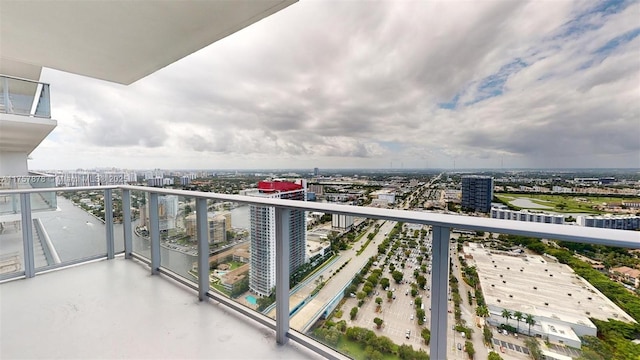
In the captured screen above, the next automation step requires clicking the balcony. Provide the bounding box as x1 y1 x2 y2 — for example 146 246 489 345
0 75 50 118
0 185 637 359
0 173 57 215
0 75 57 171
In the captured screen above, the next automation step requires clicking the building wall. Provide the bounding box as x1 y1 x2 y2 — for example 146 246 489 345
491 208 564 224
0 151 28 176
158 195 178 231
332 213 354 230
211 215 226 244
576 215 640 230
461 176 493 213
186 213 227 244
486 305 594 348
247 182 306 297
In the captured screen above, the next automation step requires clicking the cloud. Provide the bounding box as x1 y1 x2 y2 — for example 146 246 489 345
31 0 640 170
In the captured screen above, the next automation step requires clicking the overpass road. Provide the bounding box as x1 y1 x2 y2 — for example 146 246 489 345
287 220 397 332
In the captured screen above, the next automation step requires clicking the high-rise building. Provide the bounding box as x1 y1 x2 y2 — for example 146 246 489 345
461 176 493 213
185 213 227 244
332 213 354 230
313 167 319 176
246 180 306 297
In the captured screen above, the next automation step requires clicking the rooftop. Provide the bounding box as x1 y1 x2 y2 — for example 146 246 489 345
466 244 635 324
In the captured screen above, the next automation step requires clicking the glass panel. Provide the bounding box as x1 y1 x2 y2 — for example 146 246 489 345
33 189 107 270
0 176 57 215
158 194 197 281
34 83 51 117
306 219 432 359
0 76 50 117
111 189 125 254
130 191 151 260
0 217 25 280
208 199 252 307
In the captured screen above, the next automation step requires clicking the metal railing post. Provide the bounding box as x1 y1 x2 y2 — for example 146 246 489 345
105 189 114 259
430 225 450 360
149 193 160 275
11 177 18 214
275 207 291 345
20 193 35 278
196 198 209 301
122 189 133 259
2 76 10 113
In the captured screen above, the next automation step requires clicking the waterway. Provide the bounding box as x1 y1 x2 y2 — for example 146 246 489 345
30 198 251 281
28 196 196 280
230 205 249 229
509 198 553 209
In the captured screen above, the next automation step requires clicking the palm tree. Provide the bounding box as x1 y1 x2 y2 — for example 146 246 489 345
525 314 536 336
476 305 489 318
514 311 523 333
501 309 512 326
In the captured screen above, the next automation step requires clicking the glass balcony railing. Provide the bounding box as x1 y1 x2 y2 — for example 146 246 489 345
0 184 638 360
0 174 57 215
0 75 51 118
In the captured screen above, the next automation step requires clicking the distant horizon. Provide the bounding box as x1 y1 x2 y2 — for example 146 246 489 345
30 166 640 173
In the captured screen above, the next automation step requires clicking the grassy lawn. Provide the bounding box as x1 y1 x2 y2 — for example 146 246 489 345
336 338 397 360
496 193 640 214
228 260 246 270
211 283 230 296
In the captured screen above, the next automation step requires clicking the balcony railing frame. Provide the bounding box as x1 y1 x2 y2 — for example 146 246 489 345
0 74 51 118
1 184 638 360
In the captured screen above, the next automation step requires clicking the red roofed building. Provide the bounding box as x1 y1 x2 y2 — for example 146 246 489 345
611 266 640 288
247 180 306 297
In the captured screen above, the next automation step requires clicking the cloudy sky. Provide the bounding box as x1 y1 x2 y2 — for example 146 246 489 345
31 0 640 171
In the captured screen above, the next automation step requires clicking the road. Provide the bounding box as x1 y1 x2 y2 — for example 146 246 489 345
448 239 489 360
287 220 397 331
272 173 443 333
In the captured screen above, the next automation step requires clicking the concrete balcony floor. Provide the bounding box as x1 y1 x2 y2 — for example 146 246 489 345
0 257 322 359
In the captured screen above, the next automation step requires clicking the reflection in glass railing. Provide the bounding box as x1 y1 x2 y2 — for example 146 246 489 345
0 175 57 215
0 219 26 279
155 195 198 281
0 75 50 118
206 199 252 308
32 190 110 270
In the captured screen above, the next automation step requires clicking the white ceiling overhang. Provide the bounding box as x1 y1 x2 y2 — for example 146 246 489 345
0 0 296 84
0 114 57 153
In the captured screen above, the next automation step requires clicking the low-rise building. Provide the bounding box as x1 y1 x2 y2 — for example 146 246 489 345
610 266 640 288
576 215 640 230
466 244 635 349
490 207 564 224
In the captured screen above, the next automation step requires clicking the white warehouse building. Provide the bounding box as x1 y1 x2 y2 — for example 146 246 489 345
491 206 565 225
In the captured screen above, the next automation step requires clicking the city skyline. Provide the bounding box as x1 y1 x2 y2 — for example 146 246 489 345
29 0 639 170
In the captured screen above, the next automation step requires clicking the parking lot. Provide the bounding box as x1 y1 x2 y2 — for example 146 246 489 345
338 225 433 351
492 338 530 355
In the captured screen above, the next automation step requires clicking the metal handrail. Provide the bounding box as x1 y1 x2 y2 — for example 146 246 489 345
0 74 51 86
4 185 635 248
1 184 638 360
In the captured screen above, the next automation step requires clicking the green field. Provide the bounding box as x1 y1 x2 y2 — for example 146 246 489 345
495 193 640 214
228 260 246 270
336 338 400 360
